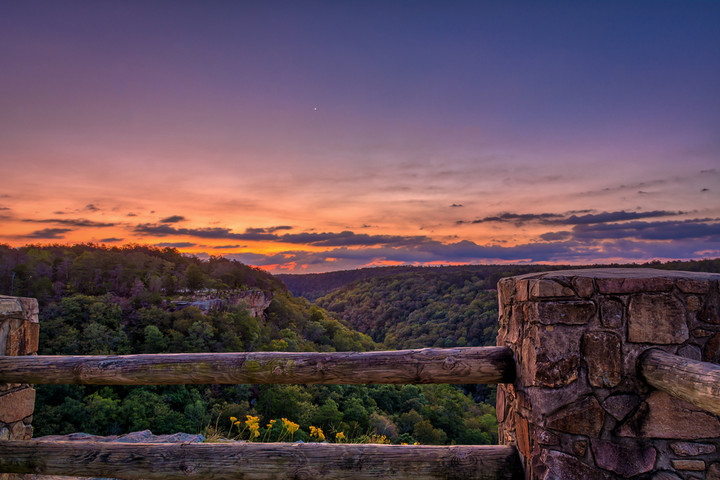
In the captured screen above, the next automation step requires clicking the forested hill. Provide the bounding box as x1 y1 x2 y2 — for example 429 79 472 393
315 271 499 349
279 259 720 302
277 264 562 301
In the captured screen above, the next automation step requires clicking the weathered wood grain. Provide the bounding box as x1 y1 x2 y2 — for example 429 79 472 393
640 348 720 416
0 441 523 480
0 346 515 385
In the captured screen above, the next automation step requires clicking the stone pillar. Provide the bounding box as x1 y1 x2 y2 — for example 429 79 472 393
0 295 38 442
496 269 720 480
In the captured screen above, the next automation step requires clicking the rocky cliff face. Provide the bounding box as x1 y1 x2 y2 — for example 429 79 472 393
172 289 273 317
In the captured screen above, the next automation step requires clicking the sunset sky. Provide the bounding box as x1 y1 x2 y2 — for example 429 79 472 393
1 1 719 273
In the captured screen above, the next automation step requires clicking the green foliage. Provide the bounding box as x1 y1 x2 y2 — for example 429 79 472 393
315 270 502 349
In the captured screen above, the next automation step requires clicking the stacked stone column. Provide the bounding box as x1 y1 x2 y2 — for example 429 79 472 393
0 295 38 442
496 269 720 479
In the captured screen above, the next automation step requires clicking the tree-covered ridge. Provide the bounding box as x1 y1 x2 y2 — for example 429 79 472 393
278 265 565 301
0 244 498 445
0 243 284 305
315 270 502 350
279 259 720 302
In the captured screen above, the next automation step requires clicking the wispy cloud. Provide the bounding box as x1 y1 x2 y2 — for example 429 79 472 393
558 210 685 225
245 226 293 234
571 219 720 241
154 242 197 248
458 210 684 226
134 223 432 247
458 212 565 225
100 237 123 242
159 215 187 223
23 218 116 228
25 228 73 239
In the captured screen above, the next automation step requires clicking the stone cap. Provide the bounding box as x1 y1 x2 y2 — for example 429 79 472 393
0 295 39 321
510 268 720 281
502 268 720 297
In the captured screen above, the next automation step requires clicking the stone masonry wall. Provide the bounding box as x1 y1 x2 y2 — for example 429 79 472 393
497 269 720 480
0 295 38 443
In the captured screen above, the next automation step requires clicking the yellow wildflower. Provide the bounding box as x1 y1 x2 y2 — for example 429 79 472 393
335 432 345 442
309 426 325 441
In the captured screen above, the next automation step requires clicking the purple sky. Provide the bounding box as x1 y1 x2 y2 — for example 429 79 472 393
1 1 718 272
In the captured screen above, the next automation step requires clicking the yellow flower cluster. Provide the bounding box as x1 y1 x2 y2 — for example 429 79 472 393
281 418 299 434
368 434 390 444
309 426 325 441
245 415 260 438
335 431 346 442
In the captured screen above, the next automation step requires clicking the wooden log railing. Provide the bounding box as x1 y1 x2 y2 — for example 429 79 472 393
0 345 522 480
0 441 523 480
639 348 720 416
0 346 515 385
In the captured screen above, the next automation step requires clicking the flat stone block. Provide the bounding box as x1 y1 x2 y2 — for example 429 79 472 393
600 299 624 328
572 276 595 298
6 320 39 356
708 463 720 480
670 442 716 456
628 293 688 344
698 304 720 324
515 279 530 302
520 325 582 387
686 295 702 312
10 420 32 440
572 440 587 457
677 345 702 362
671 459 706 471
591 439 656 477
546 395 605 437
524 379 592 421
652 472 683 480
540 450 612 480
0 388 36 424
515 414 531 458
529 279 575 299
533 426 559 446
530 301 596 326
582 332 622 387
617 391 720 439
0 296 38 321
677 279 710 294
694 328 714 338
0 297 23 315
597 276 674 294
704 333 720 363
603 394 641 421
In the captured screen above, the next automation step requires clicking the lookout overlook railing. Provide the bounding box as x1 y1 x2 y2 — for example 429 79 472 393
1 268 720 480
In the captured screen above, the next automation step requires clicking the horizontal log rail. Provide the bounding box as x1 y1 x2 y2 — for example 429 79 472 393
640 348 720 416
0 440 523 480
0 346 515 385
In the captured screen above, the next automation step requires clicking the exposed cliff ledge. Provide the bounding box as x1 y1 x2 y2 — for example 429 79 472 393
171 289 272 317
